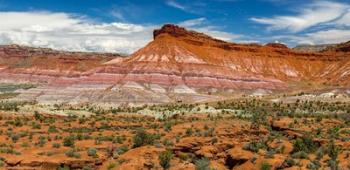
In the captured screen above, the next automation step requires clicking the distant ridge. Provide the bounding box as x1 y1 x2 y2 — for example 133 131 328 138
0 24 349 105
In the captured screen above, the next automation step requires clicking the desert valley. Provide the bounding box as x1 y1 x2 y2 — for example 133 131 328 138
0 23 349 170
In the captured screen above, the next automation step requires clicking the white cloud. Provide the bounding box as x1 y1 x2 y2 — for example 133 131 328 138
195 26 242 41
178 17 206 27
0 11 156 54
251 1 350 32
335 9 350 26
109 10 125 21
178 18 243 42
305 29 350 44
0 12 244 54
265 29 350 46
166 0 186 11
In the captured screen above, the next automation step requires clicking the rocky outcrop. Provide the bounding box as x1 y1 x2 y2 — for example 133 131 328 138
0 25 349 105
324 41 350 53
0 44 121 77
293 44 336 53
106 24 350 89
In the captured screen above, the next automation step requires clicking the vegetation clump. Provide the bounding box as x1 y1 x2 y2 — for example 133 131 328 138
159 150 173 169
133 129 159 148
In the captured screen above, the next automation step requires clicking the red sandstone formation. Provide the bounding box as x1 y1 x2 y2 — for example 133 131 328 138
103 24 350 88
0 44 120 77
0 25 349 105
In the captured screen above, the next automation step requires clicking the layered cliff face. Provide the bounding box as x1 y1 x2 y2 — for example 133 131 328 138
0 44 120 77
0 25 349 105
103 24 350 88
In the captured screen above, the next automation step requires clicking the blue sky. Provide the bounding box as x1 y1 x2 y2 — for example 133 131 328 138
0 0 349 53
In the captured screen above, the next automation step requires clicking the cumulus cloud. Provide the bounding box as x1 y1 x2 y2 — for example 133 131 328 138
0 12 245 54
251 1 350 32
0 11 156 54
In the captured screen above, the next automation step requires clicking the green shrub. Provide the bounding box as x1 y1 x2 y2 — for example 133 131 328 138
116 145 129 155
11 134 19 143
291 151 308 159
63 136 75 147
52 143 61 148
327 140 340 161
159 150 173 169
107 162 116 170
38 136 46 147
87 148 98 157
65 149 80 158
31 122 41 129
164 122 172 132
284 157 295 167
34 111 43 121
260 162 271 170
307 160 321 170
243 140 267 153
186 128 193 136
48 125 58 133
133 130 157 148
293 135 318 153
58 166 70 170
327 160 339 170
195 157 211 170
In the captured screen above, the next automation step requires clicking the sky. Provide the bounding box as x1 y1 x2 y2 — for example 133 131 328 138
0 0 349 54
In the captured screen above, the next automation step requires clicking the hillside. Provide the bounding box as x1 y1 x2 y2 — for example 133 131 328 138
103 24 350 88
0 25 349 105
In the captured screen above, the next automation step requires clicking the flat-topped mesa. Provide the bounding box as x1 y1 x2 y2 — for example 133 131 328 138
153 24 187 39
0 44 121 77
152 25 300 54
324 41 350 53
265 43 289 49
153 24 223 42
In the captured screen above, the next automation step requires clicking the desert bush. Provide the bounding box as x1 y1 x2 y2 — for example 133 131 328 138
48 125 58 133
284 157 295 167
107 162 116 170
34 111 43 121
178 152 194 162
31 122 41 129
0 101 20 111
327 160 339 170
159 150 173 169
63 136 75 147
195 157 211 170
162 139 174 146
243 140 267 153
87 148 98 157
65 149 80 158
58 166 70 170
291 151 308 159
164 122 172 132
52 143 61 148
38 136 46 147
133 129 157 148
260 162 271 170
185 128 193 136
11 134 19 143
82 166 93 170
113 136 125 144
327 140 341 161
293 134 318 153
116 145 129 155
307 160 321 170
